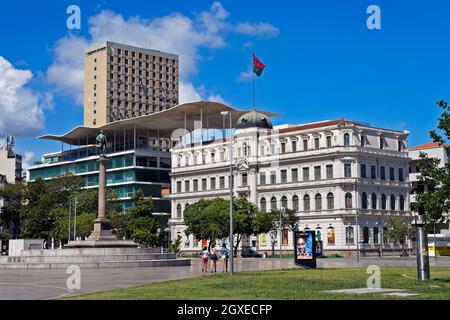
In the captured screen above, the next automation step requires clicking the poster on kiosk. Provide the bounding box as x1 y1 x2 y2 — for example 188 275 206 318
294 230 317 268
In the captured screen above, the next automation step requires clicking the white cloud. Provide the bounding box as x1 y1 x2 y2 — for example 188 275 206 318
47 36 87 105
237 64 253 82
0 56 51 137
179 81 202 103
207 93 228 105
235 22 279 38
21 151 35 170
46 2 279 107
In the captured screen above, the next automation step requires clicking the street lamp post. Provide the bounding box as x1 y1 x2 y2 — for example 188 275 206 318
280 207 285 259
221 111 234 275
73 197 77 242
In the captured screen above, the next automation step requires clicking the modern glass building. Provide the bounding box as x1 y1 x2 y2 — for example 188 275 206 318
28 148 171 213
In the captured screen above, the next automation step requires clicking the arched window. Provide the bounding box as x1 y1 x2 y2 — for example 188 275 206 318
399 195 405 211
344 133 350 146
315 193 322 211
303 194 310 212
327 226 335 245
363 226 369 244
373 227 379 244
383 227 389 243
371 193 377 210
345 193 353 209
176 204 182 218
327 192 334 210
260 197 266 212
345 226 354 244
271 197 277 211
390 194 396 210
381 194 386 210
362 192 368 209
243 143 250 157
281 196 288 209
292 195 299 211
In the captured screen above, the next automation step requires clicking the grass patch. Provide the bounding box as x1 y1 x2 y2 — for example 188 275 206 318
66 266 450 300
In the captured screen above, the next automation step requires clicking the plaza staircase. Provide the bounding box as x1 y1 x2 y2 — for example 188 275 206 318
0 247 190 269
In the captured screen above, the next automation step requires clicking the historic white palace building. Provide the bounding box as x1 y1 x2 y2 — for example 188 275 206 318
170 110 412 255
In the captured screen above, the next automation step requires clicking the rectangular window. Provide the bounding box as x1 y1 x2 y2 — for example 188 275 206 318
184 180 190 192
241 174 247 187
210 177 216 190
314 137 320 149
292 140 297 152
281 170 287 183
177 181 181 193
281 142 286 154
219 176 225 189
270 171 276 184
314 166 321 180
380 137 384 149
193 179 198 192
399 168 404 181
390 167 395 181
361 135 365 147
260 172 266 185
371 165 376 179
303 139 308 150
344 163 351 178
398 140 403 152
202 178 207 190
291 168 298 182
259 145 265 156
326 136 332 148
303 167 310 181
380 166 386 180
326 165 333 179
361 164 367 178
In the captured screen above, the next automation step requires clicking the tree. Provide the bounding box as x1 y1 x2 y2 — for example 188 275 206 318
55 212 96 243
0 182 26 238
384 216 415 254
415 100 450 229
20 174 83 240
231 197 261 256
111 189 163 247
169 235 182 257
183 198 229 250
271 208 300 231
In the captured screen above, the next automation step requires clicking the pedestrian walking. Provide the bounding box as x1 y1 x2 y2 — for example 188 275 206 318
220 243 230 272
210 246 218 272
201 246 209 272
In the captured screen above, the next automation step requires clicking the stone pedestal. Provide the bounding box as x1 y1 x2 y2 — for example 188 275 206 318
66 155 138 248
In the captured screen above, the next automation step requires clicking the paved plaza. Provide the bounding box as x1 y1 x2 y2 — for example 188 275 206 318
0 257 449 300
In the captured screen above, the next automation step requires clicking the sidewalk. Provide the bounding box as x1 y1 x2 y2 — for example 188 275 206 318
0 256 448 300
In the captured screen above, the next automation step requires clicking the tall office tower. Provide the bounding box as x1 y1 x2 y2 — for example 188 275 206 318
84 41 179 126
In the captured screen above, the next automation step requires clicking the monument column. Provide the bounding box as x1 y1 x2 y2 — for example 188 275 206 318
66 130 137 248
89 155 115 240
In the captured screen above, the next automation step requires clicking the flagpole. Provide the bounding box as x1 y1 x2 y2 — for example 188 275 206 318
252 52 255 110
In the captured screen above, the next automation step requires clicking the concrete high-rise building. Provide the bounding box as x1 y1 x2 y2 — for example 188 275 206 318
84 41 179 127
0 135 22 183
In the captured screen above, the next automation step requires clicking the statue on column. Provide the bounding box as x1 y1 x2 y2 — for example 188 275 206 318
96 130 107 157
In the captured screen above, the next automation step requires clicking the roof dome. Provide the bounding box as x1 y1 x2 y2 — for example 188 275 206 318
235 110 273 130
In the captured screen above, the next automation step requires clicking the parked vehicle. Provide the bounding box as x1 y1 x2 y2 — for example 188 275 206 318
241 246 263 258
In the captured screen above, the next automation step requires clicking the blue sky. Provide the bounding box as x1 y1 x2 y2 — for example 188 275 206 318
0 0 449 166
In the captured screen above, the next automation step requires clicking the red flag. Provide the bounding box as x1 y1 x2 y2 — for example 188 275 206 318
253 54 266 76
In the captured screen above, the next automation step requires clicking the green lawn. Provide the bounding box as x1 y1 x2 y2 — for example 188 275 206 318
67 266 450 300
